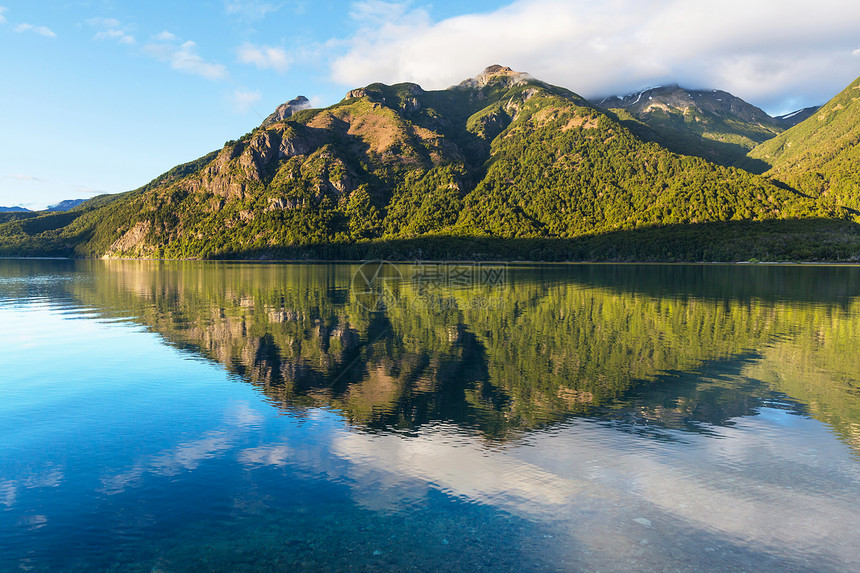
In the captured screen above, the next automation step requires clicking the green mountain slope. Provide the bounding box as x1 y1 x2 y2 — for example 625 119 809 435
596 86 797 167
747 74 860 211
0 66 852 261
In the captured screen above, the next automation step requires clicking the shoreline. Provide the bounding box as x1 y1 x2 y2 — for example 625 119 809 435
3 256 860 266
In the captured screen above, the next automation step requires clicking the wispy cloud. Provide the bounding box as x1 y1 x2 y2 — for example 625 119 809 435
88 17 135 45
0 6 8 25
331 0 860 113
95 29 135 44
154 30 177 42
6 174 50 183
231 88 262 113
237 42 290 72
144 32 228 80
224 0 282 21
349 0 424 25
14 22 57 38
91 17 120 28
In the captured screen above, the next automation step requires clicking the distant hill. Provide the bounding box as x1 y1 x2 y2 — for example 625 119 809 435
772 107 819 129
747 74 860 213
0 66 854 261
46 199 86 212
2 199 86 213
594 85 816 167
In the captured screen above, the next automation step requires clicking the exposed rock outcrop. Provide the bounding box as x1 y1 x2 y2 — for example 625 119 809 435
261 96 312 127
456 65 534 90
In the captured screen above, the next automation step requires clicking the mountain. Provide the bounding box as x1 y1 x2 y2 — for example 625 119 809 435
1 199 87 213
773 107 819 128
0 66 853 261
595 85 802 166
747 74 860 213
261 95 311 128
46 199 86 212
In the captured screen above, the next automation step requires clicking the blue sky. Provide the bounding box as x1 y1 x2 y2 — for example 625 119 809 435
2 0 860 210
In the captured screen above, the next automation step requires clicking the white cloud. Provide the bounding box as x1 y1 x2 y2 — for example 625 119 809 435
154 30 179 42
853 48 860 57
89 17 135 45
154 30 177 42
14 23 57 38
331 0 860 113
237 42 291 72
231 88 263 113
144 33 229 80
170 41 229 79
224 0 282 20
0 6 7 25
95 29 136 45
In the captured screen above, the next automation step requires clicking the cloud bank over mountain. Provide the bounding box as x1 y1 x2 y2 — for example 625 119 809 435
331 0 860 113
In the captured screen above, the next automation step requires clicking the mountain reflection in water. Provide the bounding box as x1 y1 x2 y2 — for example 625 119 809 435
34 259 856 450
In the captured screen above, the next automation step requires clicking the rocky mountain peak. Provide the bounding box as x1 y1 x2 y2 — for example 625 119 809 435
345 82 424 102
456 65 533 90
261 96 312 127
597 85 775 125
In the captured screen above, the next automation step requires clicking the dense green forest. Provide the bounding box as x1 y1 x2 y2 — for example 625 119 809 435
1 66 859 262
747 75 860 213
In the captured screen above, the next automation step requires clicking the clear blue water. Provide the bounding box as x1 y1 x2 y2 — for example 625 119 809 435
2 260 860 571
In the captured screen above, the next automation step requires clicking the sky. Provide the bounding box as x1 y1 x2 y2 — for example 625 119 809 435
1 0 859 210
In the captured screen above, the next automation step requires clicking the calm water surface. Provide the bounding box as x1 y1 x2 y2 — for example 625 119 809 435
2 260 860 572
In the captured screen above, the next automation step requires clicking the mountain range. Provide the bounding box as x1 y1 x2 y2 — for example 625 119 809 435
1 65 858 261
595 85 815 167
0 199 86 213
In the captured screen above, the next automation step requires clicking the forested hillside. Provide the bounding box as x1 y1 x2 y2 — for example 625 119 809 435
0 66 857 261
748 74 860 213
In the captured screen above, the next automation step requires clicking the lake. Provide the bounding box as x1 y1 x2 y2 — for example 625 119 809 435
2 259 860 572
